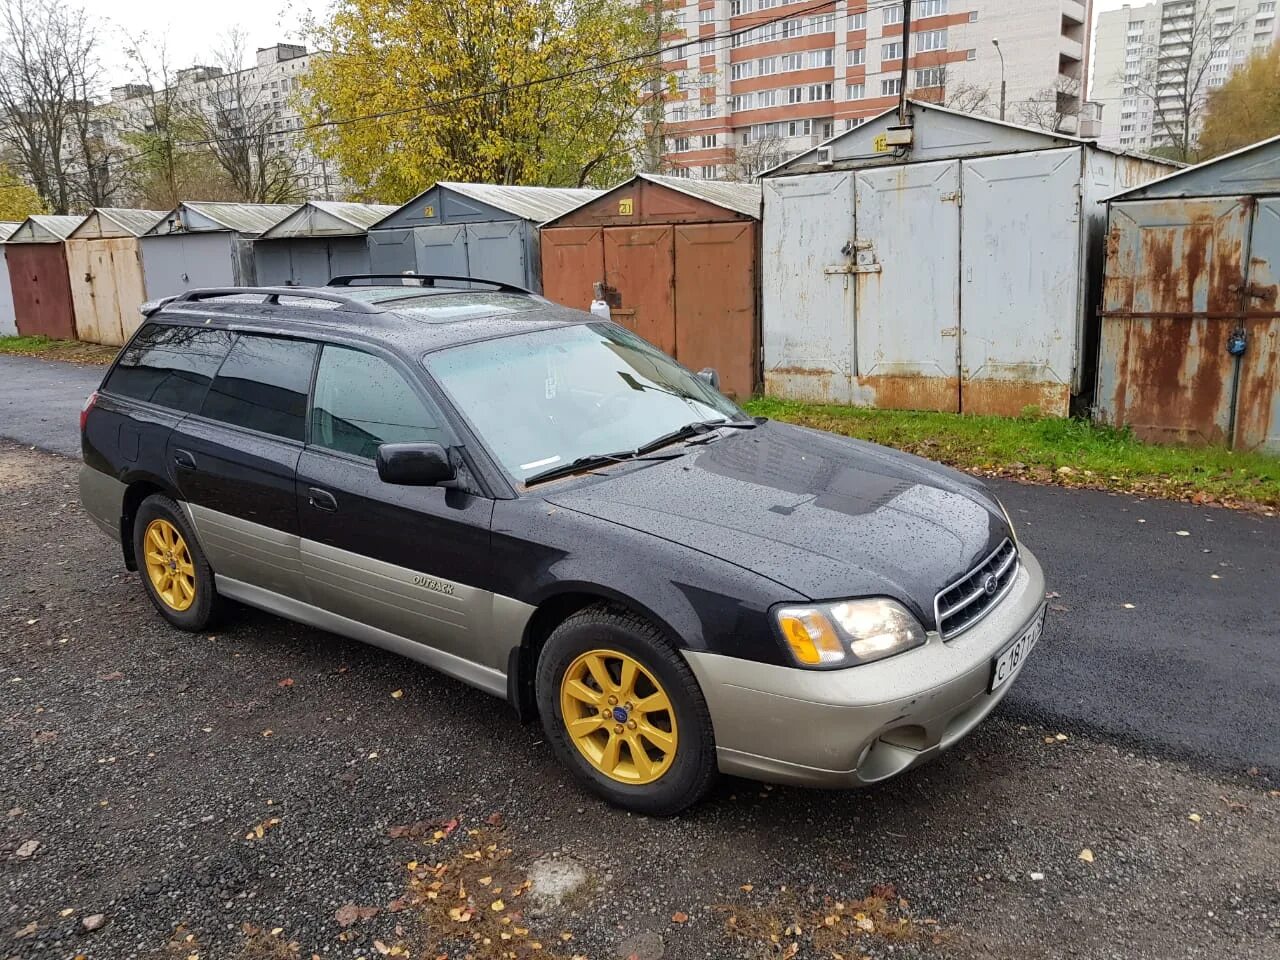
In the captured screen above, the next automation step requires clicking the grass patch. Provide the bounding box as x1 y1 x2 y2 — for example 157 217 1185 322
743 396 1280 512
0 334 117 364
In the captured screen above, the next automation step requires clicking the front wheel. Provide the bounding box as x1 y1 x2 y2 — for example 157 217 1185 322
536 606 717 815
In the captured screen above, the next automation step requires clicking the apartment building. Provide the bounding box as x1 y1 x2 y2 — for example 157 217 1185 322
659 0 1091 178
1090 0 1279 150
106 43 335 198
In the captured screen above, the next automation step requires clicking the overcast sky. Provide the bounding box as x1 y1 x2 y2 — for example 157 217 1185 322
84 0 1140 88
83 0 330 86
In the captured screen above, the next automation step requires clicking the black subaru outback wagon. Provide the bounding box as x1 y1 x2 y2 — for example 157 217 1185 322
80 277 1046 814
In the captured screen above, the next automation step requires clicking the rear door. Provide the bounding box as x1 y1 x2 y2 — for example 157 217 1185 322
295 343 498 670
169 332 318 599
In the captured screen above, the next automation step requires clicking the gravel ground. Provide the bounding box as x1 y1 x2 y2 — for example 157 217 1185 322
3 442 1279 960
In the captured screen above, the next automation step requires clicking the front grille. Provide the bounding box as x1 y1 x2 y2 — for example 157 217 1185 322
934 539 1018 640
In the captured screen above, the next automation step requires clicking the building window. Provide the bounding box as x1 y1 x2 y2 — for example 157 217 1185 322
968 10 978 21
882 41 903 61
915 29 946 52
758 56 777 75
914 67 944 87
850 12 866 29
758 89 776 107
806 48 834 68
846 82 865 99
699 103 716 119
966 48 976 60
786 118 812 137
699 39 715 55
917 0 948 15
881 77 901 95
848 47 865 66
730 0 746 13
781 52 803 71
807 82 833 101
883 4 903 25
700 134 717 148
700 165 717 178
668 107 688 122
672 137 690 152
787 85 804 103
699 7 715 23
821 121 833 139
780 18 804 38
806 13 835 33
672 166 691 178
732 62 752 80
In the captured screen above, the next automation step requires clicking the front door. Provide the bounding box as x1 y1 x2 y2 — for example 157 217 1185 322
295 343 497 668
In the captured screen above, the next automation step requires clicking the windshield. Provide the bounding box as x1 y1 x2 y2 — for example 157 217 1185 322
424 323 745 484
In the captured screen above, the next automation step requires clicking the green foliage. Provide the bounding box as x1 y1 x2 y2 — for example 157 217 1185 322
301 0 665 199
743 397 1280 509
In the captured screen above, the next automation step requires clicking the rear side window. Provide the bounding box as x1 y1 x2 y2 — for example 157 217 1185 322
200 334 317 441
310 345 451 459
103 324 234 412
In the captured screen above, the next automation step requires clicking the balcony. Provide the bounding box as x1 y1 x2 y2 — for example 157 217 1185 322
1061 0 1085 24
1060 35 1083 62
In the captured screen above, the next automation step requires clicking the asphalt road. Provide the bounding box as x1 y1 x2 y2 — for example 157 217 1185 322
1 352 1277 776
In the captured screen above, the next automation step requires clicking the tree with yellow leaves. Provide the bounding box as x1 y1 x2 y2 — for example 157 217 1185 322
301 0 667 200
0 163 45 221
1198 46 1280 160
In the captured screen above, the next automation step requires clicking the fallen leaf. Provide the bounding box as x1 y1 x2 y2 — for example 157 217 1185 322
277 678 294 688
373 940 390 955
14 921 38 939
261 729 273 738
1188 812 1202 823
479 875 493 886
1078 848 1094 863
671 911 689 924
739 883 753 892
391 689 404 699
447 906 474 923
1175 530 1190 537
81 914 106 932
491 899 505 912
14 839 39 859
855 916 875 932
1122 603 1135 609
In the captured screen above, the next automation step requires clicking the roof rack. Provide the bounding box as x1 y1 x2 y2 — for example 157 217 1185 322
327 273 534 295
164 287 383 314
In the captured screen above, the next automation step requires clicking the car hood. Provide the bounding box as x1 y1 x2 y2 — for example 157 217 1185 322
544 420 1010 621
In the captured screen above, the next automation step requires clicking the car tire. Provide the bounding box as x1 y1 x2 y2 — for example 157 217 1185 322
536 605 717 816
132 494 219 632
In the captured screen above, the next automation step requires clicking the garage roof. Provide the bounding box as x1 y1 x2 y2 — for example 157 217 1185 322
68 208 167 239
261 200 400 238
7 215 86 243
145 202 299 237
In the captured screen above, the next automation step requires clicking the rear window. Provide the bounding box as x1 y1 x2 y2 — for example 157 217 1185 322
103 324 234 412
199 334 317 441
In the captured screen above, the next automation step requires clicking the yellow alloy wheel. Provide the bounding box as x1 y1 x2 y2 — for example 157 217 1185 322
559 648 678 785
143 518 196 612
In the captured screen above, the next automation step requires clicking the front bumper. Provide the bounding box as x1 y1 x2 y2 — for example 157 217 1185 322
682 545 1046 788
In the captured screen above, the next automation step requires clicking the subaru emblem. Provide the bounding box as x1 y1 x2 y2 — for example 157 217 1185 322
983 574 999 596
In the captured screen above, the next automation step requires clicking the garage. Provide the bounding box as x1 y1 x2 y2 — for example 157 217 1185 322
0 221 21 336
539 174 761 399
366 182 598 292
255 201 396 286
140 202 297 299
65 208 166 346
5 214 85 340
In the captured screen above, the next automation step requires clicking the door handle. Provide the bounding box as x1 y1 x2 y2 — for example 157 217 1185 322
308 487 338 512
173 449 196 471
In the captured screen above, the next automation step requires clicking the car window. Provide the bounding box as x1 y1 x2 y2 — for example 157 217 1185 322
310 346 450 459
200 334 317 442
424 322 743 483
103 324 234 413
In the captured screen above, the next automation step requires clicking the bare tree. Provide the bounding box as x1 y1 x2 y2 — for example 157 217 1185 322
914 66 995 116
1125 1 1249 162
1015 76 1082 133
188 30 307 203
723 131 786 181
0 0 104 212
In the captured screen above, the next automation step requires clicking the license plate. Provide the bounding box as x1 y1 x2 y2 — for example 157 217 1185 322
990 604 1045 692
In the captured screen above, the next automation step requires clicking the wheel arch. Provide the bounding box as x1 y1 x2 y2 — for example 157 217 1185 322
119 475 176 571
507 584 686 723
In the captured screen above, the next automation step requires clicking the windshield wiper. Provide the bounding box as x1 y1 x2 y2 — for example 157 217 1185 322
523 451 684 487
635 419 757 455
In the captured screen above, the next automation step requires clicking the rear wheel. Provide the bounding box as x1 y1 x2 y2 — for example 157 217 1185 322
133 494 218 631
536 606 717 815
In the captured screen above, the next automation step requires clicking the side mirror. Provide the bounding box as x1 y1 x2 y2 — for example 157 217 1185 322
696 367 720 390
376 441 456 486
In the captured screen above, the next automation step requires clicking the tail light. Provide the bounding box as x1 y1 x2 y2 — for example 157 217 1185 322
80 391 97 433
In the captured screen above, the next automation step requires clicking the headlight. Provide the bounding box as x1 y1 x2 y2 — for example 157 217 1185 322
996 497 1018 545
774 598 926 668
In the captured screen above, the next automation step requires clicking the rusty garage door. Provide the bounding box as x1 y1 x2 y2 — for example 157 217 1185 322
1098 196 1279 451
604 225 676 355
674 222 758 401
540 227 603 311
8 243 75 341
